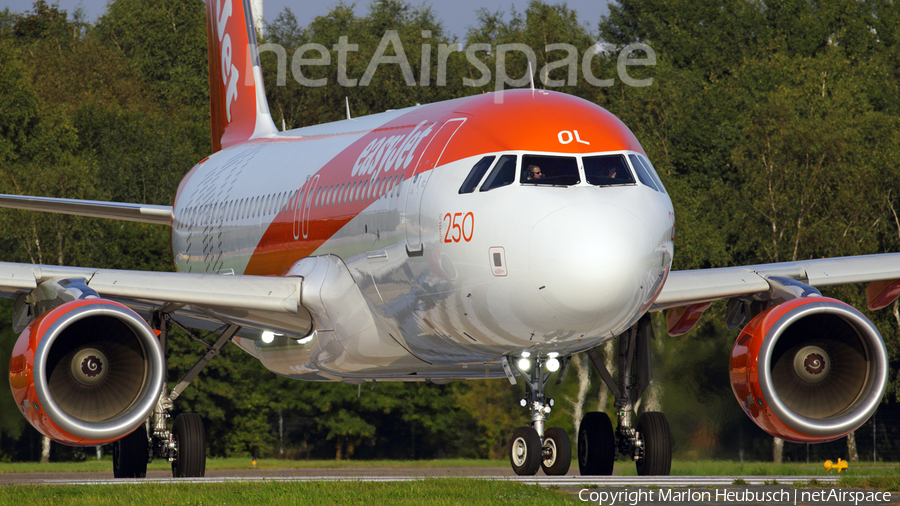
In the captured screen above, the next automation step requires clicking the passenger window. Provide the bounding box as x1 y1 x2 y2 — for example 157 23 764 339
480 155 517 191
459 156 496 194
521 155 580 186
628 154 660 192
584 155 636 186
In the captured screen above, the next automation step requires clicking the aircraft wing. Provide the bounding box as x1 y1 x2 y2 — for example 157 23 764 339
0 194 173 225
0 262 310 339
653 253 900 311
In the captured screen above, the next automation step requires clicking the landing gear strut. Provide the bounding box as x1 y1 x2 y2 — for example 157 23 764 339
505 354 572 476
579 315 672 476
113 314 240 479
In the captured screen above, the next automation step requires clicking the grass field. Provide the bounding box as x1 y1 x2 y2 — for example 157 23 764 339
0 480 574 506
0 458 896 505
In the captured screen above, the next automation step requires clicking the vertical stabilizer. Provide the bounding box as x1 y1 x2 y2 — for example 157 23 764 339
205 0 277 152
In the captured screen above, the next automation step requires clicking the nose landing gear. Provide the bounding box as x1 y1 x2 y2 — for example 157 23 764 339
505 354 572 476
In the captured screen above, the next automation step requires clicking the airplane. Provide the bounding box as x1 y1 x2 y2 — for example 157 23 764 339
3 0 899 478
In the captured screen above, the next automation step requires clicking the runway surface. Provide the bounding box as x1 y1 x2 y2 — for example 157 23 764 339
0 471 842 486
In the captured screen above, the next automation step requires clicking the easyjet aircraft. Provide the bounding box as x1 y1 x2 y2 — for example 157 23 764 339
3 0 899 478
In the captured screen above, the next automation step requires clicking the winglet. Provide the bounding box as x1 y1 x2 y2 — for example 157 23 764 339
205 0 277 153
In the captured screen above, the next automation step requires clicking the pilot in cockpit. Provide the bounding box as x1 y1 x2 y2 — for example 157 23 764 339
526 165 543 181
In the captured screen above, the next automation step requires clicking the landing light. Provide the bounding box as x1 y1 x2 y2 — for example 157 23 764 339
517 358 531 371
261 331 275 344
546 358 560 372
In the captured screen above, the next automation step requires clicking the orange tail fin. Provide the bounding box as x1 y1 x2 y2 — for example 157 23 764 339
205 0 277 152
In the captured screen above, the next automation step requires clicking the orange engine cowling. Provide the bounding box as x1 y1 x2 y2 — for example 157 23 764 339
8 299 164 446
731 297 888 443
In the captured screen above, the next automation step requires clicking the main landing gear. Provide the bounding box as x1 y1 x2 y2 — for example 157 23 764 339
578 315 672 476
504 353 572 476
112 315 240 479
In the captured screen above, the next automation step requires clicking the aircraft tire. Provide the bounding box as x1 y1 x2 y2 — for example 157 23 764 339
172 413 206 478
509 426 542 476
635 412 672 476
541 427 571 475
578 412 615 476
113 423 148 478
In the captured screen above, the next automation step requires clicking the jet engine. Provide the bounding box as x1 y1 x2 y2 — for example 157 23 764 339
8 299 164 446
730 297 888 443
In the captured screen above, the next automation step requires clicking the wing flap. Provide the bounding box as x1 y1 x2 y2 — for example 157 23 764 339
0 194 173 225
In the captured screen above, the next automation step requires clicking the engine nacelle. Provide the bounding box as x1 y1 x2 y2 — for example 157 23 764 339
8 299 164 446
731 297 888 443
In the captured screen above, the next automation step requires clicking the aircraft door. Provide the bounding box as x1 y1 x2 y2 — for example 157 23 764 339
292 174 318 240
404 118 466 255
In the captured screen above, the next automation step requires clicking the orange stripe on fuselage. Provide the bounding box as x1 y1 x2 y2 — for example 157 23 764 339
243 90 644 276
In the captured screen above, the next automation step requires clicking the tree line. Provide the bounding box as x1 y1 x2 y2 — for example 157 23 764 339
0 0 898 463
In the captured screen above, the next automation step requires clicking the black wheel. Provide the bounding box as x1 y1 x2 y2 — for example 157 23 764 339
509 426 542 476
635 411 672 476
578 412 615 476
172 413 206 478
113 423 148 478
541 427 571 476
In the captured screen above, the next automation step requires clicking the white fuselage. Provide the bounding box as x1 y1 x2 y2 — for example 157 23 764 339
171 92 675 381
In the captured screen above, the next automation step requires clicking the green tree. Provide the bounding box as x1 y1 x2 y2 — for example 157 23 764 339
94 0 208 109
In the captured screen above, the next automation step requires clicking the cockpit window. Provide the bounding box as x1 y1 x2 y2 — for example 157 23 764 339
639 155 667 194
584 155 636 186
628 154 661 192
480 155 517 191
459 156 496 194
521 155 580 186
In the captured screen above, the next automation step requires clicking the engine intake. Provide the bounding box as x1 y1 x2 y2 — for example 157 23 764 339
9 299 164 446
730 297 888 443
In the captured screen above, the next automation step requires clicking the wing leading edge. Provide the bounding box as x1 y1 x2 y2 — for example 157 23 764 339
0 262 310 339
653 252 900 311
0 194 173 225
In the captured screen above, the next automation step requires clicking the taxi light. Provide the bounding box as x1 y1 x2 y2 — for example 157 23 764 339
517 358 531 371
521 351 531 358
546 358 560 372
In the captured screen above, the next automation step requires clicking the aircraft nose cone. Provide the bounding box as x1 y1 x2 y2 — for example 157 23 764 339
528 204 650 327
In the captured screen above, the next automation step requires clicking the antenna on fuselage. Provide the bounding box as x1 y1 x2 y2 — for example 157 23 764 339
528 61 535 94
281 118 286 131
345 97 352 120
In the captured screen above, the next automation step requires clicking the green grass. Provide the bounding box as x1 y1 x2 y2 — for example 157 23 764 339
838 473 900 491
0 480 574 506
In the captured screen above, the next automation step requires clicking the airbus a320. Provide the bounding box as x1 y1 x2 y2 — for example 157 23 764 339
2 0 898 478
